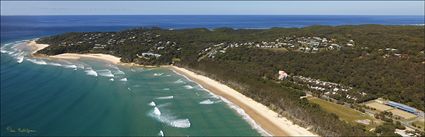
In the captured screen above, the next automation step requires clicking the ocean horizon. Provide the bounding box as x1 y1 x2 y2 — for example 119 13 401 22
1 15 424 136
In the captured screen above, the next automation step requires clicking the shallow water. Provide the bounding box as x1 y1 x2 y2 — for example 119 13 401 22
0 41 263 136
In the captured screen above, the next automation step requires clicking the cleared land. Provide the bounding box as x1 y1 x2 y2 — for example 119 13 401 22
388 109 417 120
365 101 393 112
308 97 380 129
413 120 425 131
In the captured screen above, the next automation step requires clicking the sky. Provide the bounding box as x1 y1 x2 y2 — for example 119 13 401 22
1 1 424 15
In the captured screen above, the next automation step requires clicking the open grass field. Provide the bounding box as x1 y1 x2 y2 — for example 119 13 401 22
413 120 425 131
308 97 381 129
365 101 393 112
389 109 417 120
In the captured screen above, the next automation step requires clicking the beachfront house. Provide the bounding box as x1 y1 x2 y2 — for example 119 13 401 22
278 70 288 80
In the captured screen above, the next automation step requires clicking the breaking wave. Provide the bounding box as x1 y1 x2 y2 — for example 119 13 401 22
148 107 191 128
171 70 271 135
16 56 24 63
84 68 98 77
119 78 128 81
26 58 47 65
217 95 270 136
48 62 63 67
63 64 78 70
173 79 185 84
153 73 164 76
149 101 156 107
97 69 114 77
183 85 194 89
114 70 125 75
155 96 173 100
153 107 162 116
199 99 220 105
158 130 164 136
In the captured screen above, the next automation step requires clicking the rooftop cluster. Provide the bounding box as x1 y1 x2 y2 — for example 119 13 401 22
198 36 356 60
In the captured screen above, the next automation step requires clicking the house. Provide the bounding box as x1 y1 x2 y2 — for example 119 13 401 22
385 101 418 114
278 70 288 80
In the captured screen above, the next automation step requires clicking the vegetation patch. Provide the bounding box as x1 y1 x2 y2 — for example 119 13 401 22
308 97 381 129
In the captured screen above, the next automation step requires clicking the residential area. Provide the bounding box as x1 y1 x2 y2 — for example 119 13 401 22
276 69 424 136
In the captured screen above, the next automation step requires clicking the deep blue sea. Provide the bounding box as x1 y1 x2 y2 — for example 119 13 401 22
1 15 424 136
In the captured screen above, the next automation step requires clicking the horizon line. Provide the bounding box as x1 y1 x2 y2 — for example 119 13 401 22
2 14 424 16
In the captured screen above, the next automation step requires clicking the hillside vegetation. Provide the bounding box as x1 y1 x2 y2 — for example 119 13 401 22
36 25 425 136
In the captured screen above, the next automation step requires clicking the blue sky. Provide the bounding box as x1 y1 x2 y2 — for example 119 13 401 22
1 1 424 15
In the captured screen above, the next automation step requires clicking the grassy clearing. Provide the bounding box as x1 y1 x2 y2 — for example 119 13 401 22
413 120 425 131
308 97 380 129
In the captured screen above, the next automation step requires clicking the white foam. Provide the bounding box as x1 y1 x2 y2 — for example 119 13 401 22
155 96 173 100
199 99 216 105
109 78 114 81
153 107 161 116
149 101 156 107
173 79 185 84
148 108 191 128
76 64 85 69
119 78 128 81
63 64 78 70
165 75 171 77
17 56 24 63
183 85 194 89
108 64 119 69
84 69 98 77
218 95 270 136
0 48 9 54
171 70 195 83
154 73 164 76
158 130 164 137
26 58 47 65
114 70 125 75
170 119 191 128
48 62 63 67
157 103 171 108
170 69 271 136
163 88 170 91
97 69 114 77
127 87 132 91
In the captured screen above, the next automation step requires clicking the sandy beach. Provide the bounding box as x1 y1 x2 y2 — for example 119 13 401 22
27 40 49 54
28 40 316 136
170 66 317 136
28 40 121 64
50 53 121 64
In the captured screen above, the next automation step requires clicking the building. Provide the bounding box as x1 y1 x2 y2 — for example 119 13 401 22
278 70 288 80
386 101 418 114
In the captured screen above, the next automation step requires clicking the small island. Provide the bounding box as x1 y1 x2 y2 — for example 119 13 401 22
34 25 425 136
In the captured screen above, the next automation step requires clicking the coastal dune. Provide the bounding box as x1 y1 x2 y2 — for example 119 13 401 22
28 40 316 136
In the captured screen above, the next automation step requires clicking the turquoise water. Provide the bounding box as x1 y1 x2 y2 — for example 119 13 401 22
0 41 263 136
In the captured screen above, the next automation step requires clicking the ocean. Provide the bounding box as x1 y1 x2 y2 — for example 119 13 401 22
1 15 424 136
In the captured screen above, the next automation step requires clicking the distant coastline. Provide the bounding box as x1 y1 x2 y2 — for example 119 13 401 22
27 40 316 136
29 40 162 68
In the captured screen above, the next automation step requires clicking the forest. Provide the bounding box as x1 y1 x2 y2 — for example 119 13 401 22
36 25 424 136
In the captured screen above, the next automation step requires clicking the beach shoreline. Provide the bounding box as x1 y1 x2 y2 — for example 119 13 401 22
28 40 161 67
169 66 317 136
28 40 316 136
